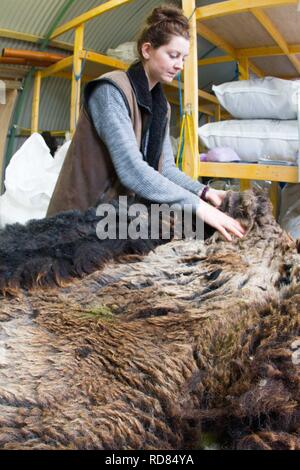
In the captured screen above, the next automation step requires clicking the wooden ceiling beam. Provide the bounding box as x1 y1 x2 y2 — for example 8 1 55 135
196 0 297 20
197 23 265 77
237 44 300 57
50 0 133 39
251 7 300 74
0 28 73 52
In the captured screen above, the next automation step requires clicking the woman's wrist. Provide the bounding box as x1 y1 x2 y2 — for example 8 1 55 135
199 186 210 202
196 199 207 220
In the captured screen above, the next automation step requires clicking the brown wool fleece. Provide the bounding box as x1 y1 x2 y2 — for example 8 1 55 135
0 189 299 449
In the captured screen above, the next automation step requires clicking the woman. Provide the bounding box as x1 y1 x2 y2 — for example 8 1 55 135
47 5 244 242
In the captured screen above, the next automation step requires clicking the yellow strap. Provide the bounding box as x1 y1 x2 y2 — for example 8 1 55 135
176 111 196 171
176 113 186 167
187 114 195 165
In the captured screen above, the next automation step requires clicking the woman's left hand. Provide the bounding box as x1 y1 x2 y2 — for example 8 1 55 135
205 188 226 208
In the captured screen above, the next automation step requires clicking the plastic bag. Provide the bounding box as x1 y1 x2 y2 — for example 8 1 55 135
279 183 300 240
106 42 138 63
0 133 70 227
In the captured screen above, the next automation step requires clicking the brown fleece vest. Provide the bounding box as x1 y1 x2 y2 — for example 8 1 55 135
47 71 169 217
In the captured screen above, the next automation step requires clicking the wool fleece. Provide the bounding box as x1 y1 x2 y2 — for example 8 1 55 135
0 189 299 450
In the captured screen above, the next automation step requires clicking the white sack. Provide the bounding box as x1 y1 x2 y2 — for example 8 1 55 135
0 133 70 227
106 42 138 63
279 183 300 240
213 77 300 120
198 119 299 163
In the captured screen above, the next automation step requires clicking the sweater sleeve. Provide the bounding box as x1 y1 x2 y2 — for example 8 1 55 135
161 128 205 195
87 83 201 211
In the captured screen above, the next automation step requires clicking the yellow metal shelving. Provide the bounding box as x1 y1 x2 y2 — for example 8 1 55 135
31 0 221 136
182 0 300 210
30 0 300 213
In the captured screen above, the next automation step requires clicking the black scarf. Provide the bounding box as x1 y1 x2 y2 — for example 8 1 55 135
127 61 168 170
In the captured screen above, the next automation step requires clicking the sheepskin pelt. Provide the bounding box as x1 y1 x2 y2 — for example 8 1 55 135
0 198 169 294
0 189 299 450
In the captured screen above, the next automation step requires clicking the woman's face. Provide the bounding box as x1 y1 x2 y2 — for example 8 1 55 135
142 35 190 87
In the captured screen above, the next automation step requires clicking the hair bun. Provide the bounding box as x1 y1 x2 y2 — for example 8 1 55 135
147 5 186 26
137 5 189 60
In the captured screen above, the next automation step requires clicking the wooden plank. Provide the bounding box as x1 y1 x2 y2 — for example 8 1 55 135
200 105 215 117
198 55 234 65
198 162 299 183
197 22 236 56
238 44 300 57
239 57 250 186
52 71 93 82
238 57 250 79
270 181 279 216
251 54 297 76
40 56 73 78
199 12 274 48
70 25 84 134
0 66 27 80
248 61 265 77
240 180 252 191
81 51 127 70
0 28 74 52
251 7 300 74
18 127 67 137
50 0 133 39
31 71 41 133
198 47 300 62
266 4 300 44
0 28 43 44
1 80 22 90
197 23 265 76
214 104 221 121
182 0 198 179
197 88 218 104
196 0 297 21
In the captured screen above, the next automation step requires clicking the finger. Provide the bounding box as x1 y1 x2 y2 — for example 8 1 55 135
234 219 245 231
218 226 232 242
233 221 246 234
222 216 244 238
226 217 245 234
227 224 244 239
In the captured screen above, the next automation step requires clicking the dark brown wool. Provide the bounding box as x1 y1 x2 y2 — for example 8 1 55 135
0 189 299 449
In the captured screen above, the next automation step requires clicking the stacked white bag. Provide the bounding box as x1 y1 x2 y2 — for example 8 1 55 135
106 42 138 63
198 77 300 163
0 133 70 227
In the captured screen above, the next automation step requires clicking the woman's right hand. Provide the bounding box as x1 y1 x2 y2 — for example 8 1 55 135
196 200 245 242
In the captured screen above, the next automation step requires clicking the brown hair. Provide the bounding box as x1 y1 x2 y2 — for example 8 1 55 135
137 4 190 60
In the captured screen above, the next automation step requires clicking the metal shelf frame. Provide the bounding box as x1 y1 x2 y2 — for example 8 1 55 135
31 0 221 136
182 0 300 211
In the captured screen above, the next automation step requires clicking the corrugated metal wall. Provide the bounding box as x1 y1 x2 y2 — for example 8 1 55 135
57 0 170 51
0 0 178 51
0 0 69 36
17 76 71 131
0 35 72 154
0 0 236 156
12 75 70 153
1 0 181 155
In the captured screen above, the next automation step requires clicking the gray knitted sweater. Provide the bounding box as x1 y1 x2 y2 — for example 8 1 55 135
88 83 204 211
